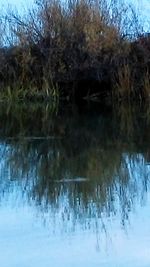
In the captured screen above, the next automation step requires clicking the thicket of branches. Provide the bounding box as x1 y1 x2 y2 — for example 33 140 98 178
0 0 149 102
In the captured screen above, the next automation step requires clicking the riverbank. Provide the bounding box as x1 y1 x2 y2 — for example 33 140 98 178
0 0 150 103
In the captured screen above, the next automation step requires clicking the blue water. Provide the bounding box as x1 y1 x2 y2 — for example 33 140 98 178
0 104 150 267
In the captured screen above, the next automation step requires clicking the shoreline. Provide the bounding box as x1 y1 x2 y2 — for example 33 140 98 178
0 0 150 104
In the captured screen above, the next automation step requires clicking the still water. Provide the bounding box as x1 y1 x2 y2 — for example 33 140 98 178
1 103 150 267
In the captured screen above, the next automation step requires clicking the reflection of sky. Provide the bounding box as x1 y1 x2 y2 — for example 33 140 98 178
0 0 34 9
0 142 150 267
1 193 150 266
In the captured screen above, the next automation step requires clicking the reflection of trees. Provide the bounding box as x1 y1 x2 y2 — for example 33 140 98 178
0 103 150 230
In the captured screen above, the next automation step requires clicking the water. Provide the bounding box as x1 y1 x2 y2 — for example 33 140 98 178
0 103 150 267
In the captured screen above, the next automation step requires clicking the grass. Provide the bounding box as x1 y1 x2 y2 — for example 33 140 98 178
143 71 150 99
113 64 134 101
0 81 59 103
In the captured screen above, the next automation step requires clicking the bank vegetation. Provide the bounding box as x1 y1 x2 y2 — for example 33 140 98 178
0 0 150 103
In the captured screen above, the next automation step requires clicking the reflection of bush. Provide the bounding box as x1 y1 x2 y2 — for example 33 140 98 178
0 103 150 229
0 140 149 228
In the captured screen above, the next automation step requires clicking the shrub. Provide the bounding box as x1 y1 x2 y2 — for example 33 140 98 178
0 0 147 102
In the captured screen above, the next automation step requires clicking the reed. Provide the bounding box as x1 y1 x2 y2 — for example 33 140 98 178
113 64 134 101
143 71 150 99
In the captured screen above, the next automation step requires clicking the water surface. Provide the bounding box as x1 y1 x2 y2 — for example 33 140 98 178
0 103 150 267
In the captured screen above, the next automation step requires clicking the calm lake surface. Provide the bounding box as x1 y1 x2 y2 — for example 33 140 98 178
1 103 150 267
